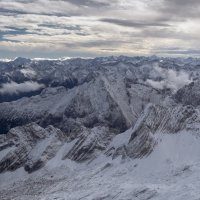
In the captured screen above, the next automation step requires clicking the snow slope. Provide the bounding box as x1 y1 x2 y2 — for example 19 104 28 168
1 126 200 200
1 100 200 199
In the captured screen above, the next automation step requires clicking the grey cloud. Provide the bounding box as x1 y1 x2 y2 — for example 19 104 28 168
131 27 192 40
0 8 26 16
164 0 200 7
36 24 90 36
0 27 29 42
0 0 110 19
61 0 110 7
152 48 200 56
75 33 89 36
80 40 124 48
64 39 128 49
0 0 200 58
38 24 81 31
100 48 117 52
0 7 73 17
10 0 35 3
0 0 80 17
158 0 200 19
100 18 170 28
3 27 28 33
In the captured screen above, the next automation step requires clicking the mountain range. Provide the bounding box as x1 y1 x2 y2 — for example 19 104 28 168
1 56 200 200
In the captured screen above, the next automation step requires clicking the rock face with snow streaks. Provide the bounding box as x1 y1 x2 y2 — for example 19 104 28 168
107 103 199 160
0 123 65 173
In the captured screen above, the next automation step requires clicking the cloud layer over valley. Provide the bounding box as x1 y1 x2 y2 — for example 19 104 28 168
146 66 192 92
0 81 45 95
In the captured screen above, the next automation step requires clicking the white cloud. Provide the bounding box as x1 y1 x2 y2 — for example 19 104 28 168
146 66 192 92
0 58 12 62
0 81 45 95
20 69 36 78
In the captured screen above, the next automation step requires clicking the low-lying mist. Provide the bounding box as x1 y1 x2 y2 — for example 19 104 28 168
146 66 192 92
0 81 45 95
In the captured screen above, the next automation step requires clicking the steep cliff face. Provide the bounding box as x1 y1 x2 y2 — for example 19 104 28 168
0 123 66 173
107 103 199 160
174 81 200 106
0 74 163 135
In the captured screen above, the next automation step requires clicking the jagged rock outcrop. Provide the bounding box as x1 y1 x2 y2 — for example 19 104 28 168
106 103 199 159
174 81 200 106
0 123 66 173
63 126 114 162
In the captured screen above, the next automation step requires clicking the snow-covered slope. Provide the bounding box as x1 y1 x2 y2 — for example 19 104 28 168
1 101 200 200
1 56 200 200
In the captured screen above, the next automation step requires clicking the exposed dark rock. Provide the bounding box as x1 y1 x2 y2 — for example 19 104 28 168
174 81 200 106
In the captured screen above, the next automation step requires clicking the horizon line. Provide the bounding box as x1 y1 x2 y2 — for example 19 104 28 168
1 54 200 63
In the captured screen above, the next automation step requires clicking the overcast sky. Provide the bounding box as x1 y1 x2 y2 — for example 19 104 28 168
0 0 200 59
